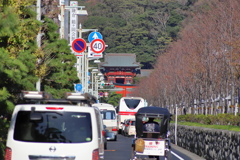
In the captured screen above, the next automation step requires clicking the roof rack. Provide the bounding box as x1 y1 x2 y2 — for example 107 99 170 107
20 91 97 106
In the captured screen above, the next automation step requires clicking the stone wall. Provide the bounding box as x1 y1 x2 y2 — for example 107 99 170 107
169 124 240 160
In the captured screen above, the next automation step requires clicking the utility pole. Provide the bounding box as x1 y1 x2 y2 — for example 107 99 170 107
175 104 178 145
36 0 41 91
59 0 65 39
64 0 69 40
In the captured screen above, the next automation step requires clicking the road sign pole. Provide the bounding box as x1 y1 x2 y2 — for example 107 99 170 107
95 76 99 98
36 0 41 92
85 55 89 93
81 51 85 92
77 24 99 94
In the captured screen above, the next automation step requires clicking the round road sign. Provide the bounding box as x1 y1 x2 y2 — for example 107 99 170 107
72 38 87 53
99 92 104 97
75 84 82 92
90 39 105 53
88 32 103 43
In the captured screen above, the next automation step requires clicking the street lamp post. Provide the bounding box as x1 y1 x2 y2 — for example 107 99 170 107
91 69 98 95
59 0 65 39
94 75 100 98
36 0 42 91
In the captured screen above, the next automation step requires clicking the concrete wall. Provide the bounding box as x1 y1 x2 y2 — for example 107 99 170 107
169 124 240 160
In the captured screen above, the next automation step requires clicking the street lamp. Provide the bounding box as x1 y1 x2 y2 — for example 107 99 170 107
91 69 98 95
94 59 101 64
94 75 101 98
97 72 103 77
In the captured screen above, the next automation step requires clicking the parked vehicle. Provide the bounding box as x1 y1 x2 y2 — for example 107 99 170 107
131 106 172 160
121 119 129 136
92 103 118 141
4 91 105 160
124 118 136 137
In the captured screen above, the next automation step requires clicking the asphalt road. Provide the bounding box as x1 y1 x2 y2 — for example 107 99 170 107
104 134 205 160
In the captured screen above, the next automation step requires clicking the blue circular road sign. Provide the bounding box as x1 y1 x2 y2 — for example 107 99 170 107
72 38 87 53
75 84 82 92
88 32 103 43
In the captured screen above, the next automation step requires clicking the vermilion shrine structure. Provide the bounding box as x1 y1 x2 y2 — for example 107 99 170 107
99 53 141 97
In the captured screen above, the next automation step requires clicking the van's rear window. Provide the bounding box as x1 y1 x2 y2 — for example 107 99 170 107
100 110 115 120
14 111 92 143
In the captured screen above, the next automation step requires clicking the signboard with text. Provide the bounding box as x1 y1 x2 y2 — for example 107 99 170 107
136 140 165 156
69 1 78 45
88 46 103 58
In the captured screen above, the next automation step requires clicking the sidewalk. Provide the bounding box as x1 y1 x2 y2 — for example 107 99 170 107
171 144 206 160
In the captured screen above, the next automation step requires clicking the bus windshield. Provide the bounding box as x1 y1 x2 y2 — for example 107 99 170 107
124 99 141 109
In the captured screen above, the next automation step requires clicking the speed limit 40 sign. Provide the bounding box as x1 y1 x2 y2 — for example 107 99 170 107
90 39 105 53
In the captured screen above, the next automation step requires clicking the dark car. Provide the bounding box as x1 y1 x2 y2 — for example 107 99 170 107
104 125 116 141
103 125 108 149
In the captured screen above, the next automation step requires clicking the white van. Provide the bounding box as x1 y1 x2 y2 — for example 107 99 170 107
92 103 117 141
4 91 105 160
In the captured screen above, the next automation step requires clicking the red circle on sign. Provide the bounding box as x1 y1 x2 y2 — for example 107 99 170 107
104 92 108 97
72 38 87 53
90 39 105 53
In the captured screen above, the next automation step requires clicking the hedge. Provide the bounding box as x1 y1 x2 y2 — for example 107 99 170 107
175 113 240 126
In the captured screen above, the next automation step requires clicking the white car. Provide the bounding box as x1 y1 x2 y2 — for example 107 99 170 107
121 119 129 136
5 91 105 160
124 118 136 136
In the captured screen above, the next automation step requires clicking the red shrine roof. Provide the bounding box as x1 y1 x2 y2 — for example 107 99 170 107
99 53 140 67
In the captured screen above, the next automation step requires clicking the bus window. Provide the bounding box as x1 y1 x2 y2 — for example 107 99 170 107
124 99 141 109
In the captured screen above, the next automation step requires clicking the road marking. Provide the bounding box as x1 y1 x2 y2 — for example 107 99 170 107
171 151 184 160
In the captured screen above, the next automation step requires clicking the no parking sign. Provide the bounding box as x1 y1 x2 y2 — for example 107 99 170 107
99 92 104 97
72 38 87 53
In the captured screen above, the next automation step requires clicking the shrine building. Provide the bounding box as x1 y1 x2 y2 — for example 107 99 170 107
99 53 141 84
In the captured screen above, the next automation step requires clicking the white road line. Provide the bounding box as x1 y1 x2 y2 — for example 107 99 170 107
171 151 185 160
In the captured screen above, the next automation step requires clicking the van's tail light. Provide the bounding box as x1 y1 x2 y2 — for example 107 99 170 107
92 149 99 160
112 127 118 131
4 147 12 160
46 107 64 110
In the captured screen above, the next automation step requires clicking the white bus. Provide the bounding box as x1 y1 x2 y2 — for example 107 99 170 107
117 97 146 133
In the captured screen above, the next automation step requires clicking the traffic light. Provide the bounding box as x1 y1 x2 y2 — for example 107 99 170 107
100 82 114 88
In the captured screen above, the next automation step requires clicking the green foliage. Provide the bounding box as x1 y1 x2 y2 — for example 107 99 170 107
0 6 19 38
106 92 122 107
176 114 240 126
0 118 9 159
176 121 240 132
83 0 193 69
133 76 142 84
40 17 78 99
